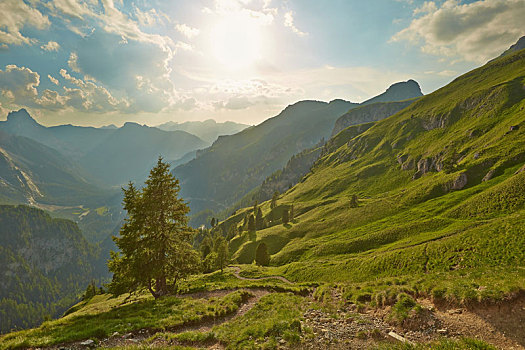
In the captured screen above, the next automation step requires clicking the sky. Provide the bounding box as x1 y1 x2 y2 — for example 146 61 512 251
0 0 523 127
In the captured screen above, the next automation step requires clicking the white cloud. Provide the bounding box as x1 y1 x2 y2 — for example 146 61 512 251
48 75 60 85
175 41 193 52
41 41 61 51
135 7 168 27
0 65 40 105
0 64 129 114
392 0 525 63
68 52 81 73
0 0 50 46
284 11 307 37
175 23 200 39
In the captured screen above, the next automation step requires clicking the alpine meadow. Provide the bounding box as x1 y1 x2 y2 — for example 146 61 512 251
0 1 524 349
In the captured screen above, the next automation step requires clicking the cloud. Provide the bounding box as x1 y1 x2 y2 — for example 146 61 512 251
0 65 40 105
284 11 307 37
392 0 525 63
0 0 50 46
135 7 168 27
0 64 129 114
175 23 200 39
68 52 81 72
41 41 61 51
48 75 60 85
175 41 193 52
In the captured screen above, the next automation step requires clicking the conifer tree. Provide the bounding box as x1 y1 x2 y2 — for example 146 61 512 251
349 194 360 208
255 242 270 266
108 157 200 298
248 214 256 231
282 209 289 224
253 200 258 214
255 207 264 230
289 204 294 221
270 191 279 209
210 218 216 228
215 236 229 272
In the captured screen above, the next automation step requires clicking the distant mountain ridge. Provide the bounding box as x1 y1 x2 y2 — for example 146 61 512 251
0 130 107 207
156 119 250 144
0 110 207 186
174 80 423 225
361 79 422 105
174 98 359 221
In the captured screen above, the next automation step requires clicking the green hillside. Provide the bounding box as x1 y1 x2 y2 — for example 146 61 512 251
223 48 525 301
0 205 103 333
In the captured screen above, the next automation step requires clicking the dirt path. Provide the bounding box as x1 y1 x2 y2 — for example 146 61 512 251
229 266 294 284
298 293 525 350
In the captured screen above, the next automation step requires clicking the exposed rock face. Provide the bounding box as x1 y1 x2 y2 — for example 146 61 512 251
332 99 417 136
412 156 443 179
515 164 525 175
450 173 468 190
482 169 495 182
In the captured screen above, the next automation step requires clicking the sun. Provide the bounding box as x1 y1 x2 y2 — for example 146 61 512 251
211 13 263 70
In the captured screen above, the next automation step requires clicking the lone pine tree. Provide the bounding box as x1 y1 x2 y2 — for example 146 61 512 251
108 157 200 298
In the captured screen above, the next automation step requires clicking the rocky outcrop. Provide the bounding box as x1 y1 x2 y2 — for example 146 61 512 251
482 169 495 182
412 156 444 179
332 99 417 136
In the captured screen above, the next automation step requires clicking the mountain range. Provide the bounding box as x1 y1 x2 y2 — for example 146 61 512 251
156 119 250 144
174 80 423 225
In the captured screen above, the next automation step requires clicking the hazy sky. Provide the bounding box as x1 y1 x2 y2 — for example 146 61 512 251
0 0 523 126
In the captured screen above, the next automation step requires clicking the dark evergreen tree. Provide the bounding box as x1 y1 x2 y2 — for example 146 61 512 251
215 236 229 272
108 157 201 298
210 217 216 228
248 214 256 231
255 242 270 266
270 191 279 209
282 209 289 224
255 208 264 230
227 225 237 240
289 204 294 221
253 200 258 214
349 194 359 208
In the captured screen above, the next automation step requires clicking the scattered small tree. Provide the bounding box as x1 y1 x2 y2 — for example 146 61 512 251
82 280 98 300
248 214 256 231
253 200 258 214
255 242 270 266
289 204 294 221
215 236 229 272
270 191 279 209
349 194 360 208
227 224 237 240
255 207 264 230
108 157 201 298
282 208 289 224
210 217 216 228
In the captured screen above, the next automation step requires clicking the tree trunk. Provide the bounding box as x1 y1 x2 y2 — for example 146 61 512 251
155 275 168 297
148 280 159 299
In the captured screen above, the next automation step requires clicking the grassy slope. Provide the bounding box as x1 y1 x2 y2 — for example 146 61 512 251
226 49 525 302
